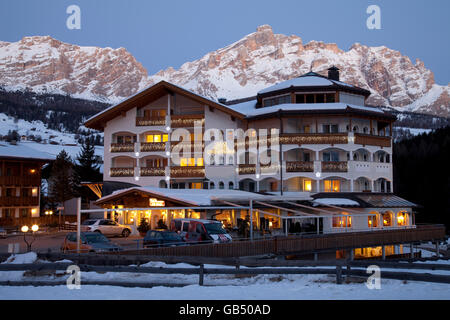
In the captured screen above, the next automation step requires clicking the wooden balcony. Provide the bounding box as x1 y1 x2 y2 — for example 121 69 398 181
140 142 166 152
238 164 256 175
0 196 39 206
110 167 134 177
354 133 391 148
140 167 165 177
110 143 135 153
286 161 314 173
136 117 166 127
322 161 348 172
170 115 204 128
280 133 348 145
0 176 41 186
170 166 205 178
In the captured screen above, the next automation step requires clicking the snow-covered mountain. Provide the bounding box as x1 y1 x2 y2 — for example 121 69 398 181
0 26 449 116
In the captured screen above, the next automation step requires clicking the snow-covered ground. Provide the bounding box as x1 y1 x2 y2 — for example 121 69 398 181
0 252 449 300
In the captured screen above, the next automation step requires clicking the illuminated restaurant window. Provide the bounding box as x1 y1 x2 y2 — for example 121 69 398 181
146 134 168 143
332 213 351 228
382 212 393 226
303 180 312 191
397 211 409 226
324 180 340 192
368 214 378 227
197 158 204 166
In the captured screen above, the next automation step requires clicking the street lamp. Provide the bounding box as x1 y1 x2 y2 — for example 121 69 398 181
21 224 39 252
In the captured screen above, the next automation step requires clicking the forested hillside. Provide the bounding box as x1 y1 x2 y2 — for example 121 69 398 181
393 126 450 231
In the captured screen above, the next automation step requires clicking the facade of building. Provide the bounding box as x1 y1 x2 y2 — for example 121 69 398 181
85 67 433 258
0 143 55 227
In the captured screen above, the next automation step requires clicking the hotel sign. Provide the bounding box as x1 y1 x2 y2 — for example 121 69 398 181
149 198 165 207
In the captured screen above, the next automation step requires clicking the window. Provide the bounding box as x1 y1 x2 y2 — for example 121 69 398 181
324 180 340 192
322 124 339 134
303 180 312 191
323 151 339 162
397 211 409 226
305 94 314 103
326 93 335 103
303 125 311 134
332 214 352 228
316 94 324 103
229 182 234 189
382 212 393 226
296 94 305 104
219 182 224 189
146 134 168 143
368 215 378 228
303 153 310 162
190 182 202 189
6 188 14 197
264 95 291 107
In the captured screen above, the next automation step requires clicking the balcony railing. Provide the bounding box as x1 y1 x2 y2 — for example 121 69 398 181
0 196 39 206
170 141 204 152
170 166 205 178
354 133 391 148
0 176 41 186
322 161 348 172
140 167 165 176
140 142 166 152
280 133 348 145
286 161 314 172
110 167 134 177
171 115 205 128
136 117 166 127
110 143 135 153
238 164 256 175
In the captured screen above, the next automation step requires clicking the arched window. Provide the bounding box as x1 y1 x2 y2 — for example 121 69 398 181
353 126 359 133
363 127 368 133
382 211 393 226
219 181 224 189
210 182 215 189
397 211 409 226
229 181 234 189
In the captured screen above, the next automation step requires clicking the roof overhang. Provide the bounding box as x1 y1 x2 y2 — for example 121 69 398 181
84 80 245 131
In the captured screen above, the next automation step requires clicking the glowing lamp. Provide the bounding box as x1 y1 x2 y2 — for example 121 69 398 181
31 225 39 232
21 226 29 233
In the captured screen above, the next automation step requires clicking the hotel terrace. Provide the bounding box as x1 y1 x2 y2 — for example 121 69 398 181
84 67 445 259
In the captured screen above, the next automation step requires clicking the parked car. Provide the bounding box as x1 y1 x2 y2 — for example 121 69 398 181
0 227 6 239
170 218 194 240
184 219 232 244
143 230 185 248
61 232 123 253
81 219 131 237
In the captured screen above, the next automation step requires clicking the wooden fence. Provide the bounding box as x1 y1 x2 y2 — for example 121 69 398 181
108 224 446 258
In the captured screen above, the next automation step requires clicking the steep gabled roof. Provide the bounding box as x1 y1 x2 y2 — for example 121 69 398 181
84 80 246 131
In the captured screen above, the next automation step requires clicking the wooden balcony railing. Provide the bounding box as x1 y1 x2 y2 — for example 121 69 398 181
140 167 165 176
354 133 391 148
0 196 39 206
140 142 166 152
238 164 256 175
280 133 348 145
170 166 205 178
286 161 314 172
322 161 348 172
171 115 204 128
110 167 134 177
110 143 135 153
0 176 41 186
136 117 166 127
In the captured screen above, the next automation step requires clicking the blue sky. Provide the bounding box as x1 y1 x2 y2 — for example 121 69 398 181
0 0 449 84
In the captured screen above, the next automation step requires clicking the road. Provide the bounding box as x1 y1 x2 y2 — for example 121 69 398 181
0 232 144 254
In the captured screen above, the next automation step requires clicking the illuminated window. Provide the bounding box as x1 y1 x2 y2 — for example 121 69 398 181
153 135 161 143
382 212 393 226
146 135 154 143
324 180 340 192
332 214 351 228
190 183 202 189
32 188 38 197
397 211 408 226
197 158 204 166
368 214 378 227
162 134 168 142
303 180 312 191
180 158 188 167
188 158 196 166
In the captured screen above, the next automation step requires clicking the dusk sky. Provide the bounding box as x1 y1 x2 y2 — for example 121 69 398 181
0 0 449 84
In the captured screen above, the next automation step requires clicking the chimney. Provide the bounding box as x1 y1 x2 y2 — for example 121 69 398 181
218 98 227 104
327 66 340 81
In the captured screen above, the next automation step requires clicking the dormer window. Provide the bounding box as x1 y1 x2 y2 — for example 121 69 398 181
263 95 290 107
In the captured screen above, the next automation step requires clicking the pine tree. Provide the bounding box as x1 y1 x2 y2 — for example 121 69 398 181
48 150 76 206
74 139 102 183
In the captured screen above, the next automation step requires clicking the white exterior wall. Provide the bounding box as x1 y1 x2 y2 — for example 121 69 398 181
339 92 365 106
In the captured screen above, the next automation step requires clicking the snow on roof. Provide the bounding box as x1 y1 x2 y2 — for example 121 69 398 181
0 142 55 161
99 186 312 206
258 75 335 94
228 102 384 117
313 198 360 206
